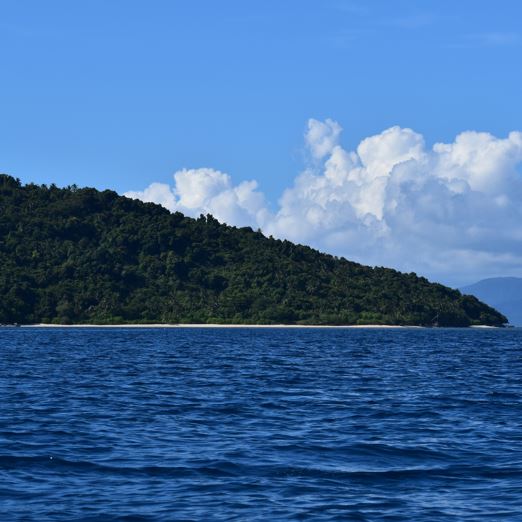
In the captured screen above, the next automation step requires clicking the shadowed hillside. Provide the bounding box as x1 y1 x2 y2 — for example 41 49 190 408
0 175 507 326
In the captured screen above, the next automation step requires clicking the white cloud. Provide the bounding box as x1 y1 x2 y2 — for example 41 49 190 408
125 182 176 210
125 168 268 229
125 120 522 286
305 118 342 160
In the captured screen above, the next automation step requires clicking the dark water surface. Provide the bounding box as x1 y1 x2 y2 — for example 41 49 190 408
1 327 522 521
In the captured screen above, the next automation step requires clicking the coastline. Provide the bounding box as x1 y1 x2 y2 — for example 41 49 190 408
23 323 414 329
16 323 501 329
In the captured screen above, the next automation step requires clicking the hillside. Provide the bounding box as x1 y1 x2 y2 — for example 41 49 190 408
460 277 522 326
0 175 507 326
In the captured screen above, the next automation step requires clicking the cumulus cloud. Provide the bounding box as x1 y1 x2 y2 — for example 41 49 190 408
125 120 522 286
305 118 342 159
125 167 269 228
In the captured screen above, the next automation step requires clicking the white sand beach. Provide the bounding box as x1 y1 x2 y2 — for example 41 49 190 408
24 323 414 329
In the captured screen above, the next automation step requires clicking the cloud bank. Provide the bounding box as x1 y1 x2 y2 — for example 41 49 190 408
125 119 522 286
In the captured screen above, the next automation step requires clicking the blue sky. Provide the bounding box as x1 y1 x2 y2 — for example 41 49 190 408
1 0 522 285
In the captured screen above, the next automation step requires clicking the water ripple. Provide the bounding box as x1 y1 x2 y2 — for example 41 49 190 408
1 327 522 520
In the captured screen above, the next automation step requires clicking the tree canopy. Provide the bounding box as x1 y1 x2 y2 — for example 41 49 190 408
0 174 507 326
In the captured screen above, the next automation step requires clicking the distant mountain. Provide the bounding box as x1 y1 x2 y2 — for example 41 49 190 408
460 277 522 326
0 174 507 326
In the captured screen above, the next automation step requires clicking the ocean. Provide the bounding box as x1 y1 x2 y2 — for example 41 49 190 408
1 327 521 521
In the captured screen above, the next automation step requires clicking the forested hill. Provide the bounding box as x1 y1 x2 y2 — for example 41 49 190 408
0 175 507 326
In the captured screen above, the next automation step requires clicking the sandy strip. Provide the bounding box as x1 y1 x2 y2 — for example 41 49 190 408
469 325 498 328
23 323 413 329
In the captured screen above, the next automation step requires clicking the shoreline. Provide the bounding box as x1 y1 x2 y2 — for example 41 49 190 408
16 323 501 329
22 324 409 329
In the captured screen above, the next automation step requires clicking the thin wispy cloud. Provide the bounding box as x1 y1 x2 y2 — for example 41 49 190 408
328 1 370 16
328 0 435 29
382 13 435 29
327 9 436 49
450 31 521 48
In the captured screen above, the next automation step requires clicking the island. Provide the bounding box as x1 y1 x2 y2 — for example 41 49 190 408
0 174 507 327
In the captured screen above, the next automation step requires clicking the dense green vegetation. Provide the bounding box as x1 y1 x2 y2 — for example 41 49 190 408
0 175 507 326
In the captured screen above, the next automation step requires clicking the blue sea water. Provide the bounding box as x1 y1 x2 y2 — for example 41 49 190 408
1 327 522 521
